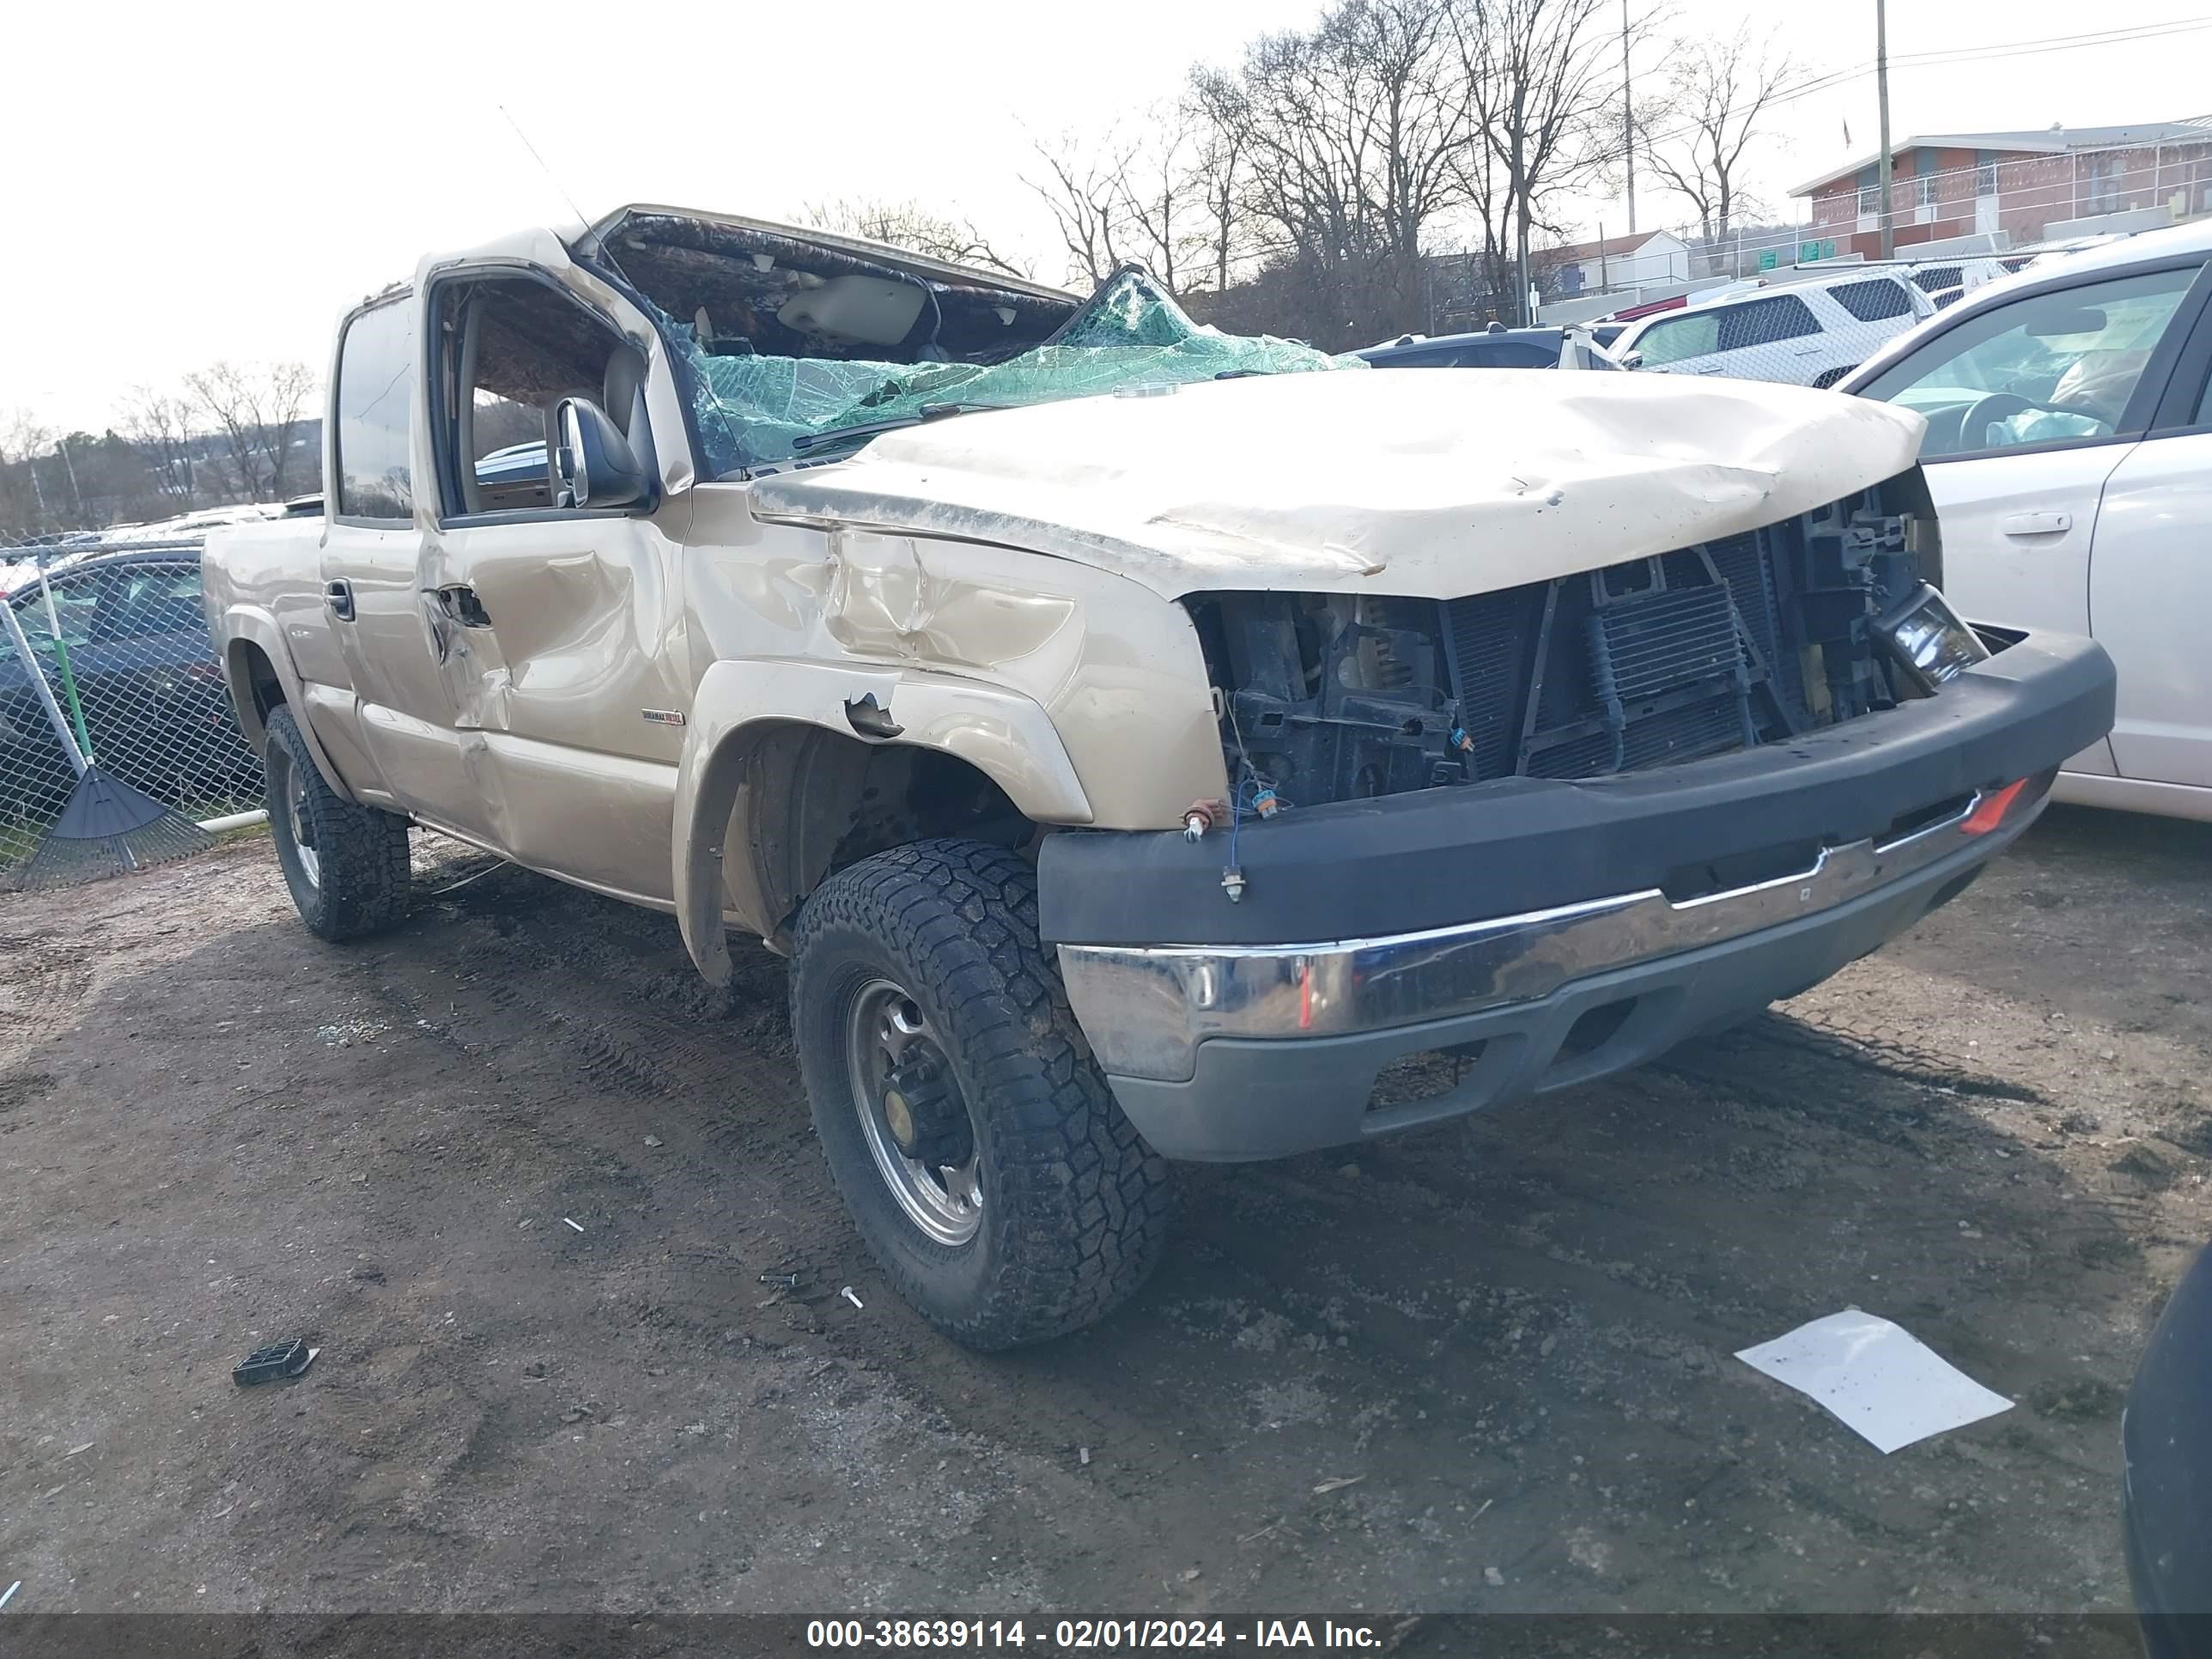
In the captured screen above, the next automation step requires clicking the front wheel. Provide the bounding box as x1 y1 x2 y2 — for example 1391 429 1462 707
790 839 1174 1349
264 702 411 941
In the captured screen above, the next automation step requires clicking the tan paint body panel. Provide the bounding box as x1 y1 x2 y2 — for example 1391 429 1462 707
750 368 1927 600
201 211 1929 981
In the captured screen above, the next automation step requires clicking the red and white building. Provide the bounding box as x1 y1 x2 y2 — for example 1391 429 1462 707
1790 122 2212 258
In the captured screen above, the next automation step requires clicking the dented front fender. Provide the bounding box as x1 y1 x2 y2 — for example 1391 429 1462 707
671 659 1092 981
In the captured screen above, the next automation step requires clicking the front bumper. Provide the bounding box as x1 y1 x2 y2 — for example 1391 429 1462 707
1045 629 2113 1162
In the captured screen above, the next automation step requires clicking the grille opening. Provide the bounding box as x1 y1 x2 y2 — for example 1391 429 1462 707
1661 838 1824 903
1880 793 1974 844
1190 484 1928 808
1601 559 1659 599
1560 999 1638 1059
1367 1042 1487 1112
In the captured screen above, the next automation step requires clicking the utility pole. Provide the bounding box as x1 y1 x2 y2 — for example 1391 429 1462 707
1622 0 1636 235
58 437 84 524
1875 0 1893 259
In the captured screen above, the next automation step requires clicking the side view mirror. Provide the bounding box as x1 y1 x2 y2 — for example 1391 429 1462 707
554 397 653 511
1617 350 1644 370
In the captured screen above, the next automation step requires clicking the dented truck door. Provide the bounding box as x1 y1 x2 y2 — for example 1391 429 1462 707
416 269 693 900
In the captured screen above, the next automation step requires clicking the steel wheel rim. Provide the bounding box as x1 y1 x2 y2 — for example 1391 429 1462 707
276 748 319 890
845 977 983 1247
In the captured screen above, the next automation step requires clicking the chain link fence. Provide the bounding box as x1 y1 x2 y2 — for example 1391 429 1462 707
1 534 264 878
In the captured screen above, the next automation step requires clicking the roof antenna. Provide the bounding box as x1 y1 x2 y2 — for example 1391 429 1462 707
498 104 587 226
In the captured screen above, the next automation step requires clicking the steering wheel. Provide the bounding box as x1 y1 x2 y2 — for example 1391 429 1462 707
1957 392 2033 451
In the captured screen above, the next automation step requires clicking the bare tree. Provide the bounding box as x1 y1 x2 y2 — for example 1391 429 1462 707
1639 27 1798 244
0 409 52 472
184 362 317 502
1342 0 1474 280
0 409 57 540
1193 0 1473 343
1454 0 1626 323
116 387 198 506
1184 101 1252 295
801 197 1030 277
1110 104 1207 294
1024 131 1136 288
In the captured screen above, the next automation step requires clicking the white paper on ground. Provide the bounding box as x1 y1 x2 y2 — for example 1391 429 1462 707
1735 1310 2013 1454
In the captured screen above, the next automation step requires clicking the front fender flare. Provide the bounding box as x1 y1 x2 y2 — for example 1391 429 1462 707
220 606 356 803
672 659 1092 983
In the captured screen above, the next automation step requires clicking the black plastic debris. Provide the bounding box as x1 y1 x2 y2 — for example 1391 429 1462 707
232 1340 318 1386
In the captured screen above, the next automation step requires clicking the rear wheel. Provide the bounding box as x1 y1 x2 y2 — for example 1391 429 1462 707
264 702 410 941
790 839 1174 1349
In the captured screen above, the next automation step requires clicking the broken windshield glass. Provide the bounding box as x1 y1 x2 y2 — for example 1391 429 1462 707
653 267 1358 477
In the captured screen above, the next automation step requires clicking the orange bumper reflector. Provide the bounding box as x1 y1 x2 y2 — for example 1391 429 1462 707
1960 779 2028 836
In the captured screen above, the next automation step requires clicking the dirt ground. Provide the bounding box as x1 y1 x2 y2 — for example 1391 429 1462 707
2 805 2209 1620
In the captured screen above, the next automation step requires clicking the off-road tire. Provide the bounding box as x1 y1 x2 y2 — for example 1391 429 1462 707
790 839 1175 1349
264 702 411 942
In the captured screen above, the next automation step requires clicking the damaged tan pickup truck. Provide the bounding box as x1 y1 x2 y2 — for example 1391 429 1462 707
205 206 2115 1347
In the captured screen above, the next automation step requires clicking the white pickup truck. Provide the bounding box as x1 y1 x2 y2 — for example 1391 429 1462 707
204 205 2114 1346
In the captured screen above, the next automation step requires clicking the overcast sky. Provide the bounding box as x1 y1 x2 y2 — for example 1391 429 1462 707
5 0 2208 432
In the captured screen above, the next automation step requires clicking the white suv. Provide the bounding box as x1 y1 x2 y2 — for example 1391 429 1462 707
1613 271 1933 389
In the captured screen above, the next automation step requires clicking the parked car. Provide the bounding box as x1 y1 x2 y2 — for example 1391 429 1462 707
1905 257 2012 302
1842 217 2212 821
204 206 2112 1348
1358 325 1616 369
1612 270 1934 388
2015 233 2132 271
1 549 257 823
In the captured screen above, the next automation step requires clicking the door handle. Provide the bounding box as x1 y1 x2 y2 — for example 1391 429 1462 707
325 579 355 622
2000 510 2072 536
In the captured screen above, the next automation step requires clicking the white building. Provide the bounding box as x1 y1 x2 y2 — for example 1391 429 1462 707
1540 230 1692 296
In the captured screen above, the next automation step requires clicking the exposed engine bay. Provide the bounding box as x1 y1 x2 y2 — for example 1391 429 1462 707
1184 477 1972 811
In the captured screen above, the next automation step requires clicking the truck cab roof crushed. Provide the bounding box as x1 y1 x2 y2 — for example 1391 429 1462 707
580 209 1343 478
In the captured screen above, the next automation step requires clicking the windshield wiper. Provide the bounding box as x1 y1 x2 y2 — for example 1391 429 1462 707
789 401 1007 454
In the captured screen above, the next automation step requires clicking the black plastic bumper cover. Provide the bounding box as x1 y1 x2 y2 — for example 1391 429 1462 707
1040 630 2114 950
1098 825 2012 1160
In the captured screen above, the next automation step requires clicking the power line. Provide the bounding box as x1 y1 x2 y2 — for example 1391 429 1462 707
1606 17 2212 167
1885 17 2212 68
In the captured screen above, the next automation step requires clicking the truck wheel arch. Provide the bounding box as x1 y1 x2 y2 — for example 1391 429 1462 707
672 660 1092 982
221 610 356 803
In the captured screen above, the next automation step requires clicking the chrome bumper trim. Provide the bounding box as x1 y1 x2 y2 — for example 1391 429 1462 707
1058 787 2038 1083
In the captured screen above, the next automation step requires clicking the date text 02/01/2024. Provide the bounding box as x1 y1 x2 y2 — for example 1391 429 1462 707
805 1618 1389 1648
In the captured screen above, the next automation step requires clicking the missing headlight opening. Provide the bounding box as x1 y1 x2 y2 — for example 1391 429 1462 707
1184 480 1949 811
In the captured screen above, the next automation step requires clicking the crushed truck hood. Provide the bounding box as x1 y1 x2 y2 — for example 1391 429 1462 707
748 368 1927 599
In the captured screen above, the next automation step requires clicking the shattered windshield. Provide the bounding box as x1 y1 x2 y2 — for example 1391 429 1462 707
657 268 1358 477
